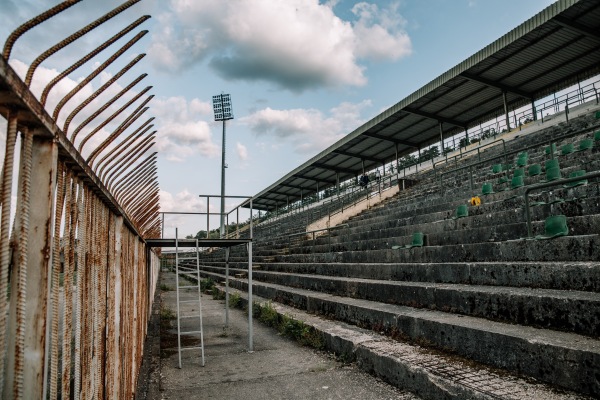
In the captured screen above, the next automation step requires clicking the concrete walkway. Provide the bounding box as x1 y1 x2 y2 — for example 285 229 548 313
145 270 419 400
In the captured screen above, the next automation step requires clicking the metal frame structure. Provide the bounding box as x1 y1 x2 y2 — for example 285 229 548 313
243 0 600 212
152 194 255 352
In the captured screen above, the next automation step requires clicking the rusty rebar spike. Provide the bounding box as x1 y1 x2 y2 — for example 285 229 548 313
49 163 66 399
96 126 154 180
42 17 148 107
88 109 151 172
13 128 34 399
85 97 154 165
77 88 151 154
117 169 156 203
127 185 158 213
113 161 156 199
61 175 79 400
97 127 154 180
112 155 155 196
125 184 158 213
121 177 157 208
136 206 160 230
133 199 159 224
119 173 158 205
65 68 147 136
0 114 18 395
2 0 82 60
105 141 155 194
137 203 160 227
52 30 148 121
112 151 156 189
26 1 144 87
109 152 156 198
99 133 154 182
116 166 157 199
105 145 155 192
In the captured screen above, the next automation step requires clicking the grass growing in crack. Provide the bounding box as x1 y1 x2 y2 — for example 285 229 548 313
160 283 172 291
160 307 176 331
252 301 324 350
200 278 215 294
229 291 241 308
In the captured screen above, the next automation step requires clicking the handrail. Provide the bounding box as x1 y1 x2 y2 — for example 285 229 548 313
524 171 600 238
439 122 600 192
433 138 507 170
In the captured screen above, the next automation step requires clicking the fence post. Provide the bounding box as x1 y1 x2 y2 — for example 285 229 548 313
5 134 58 399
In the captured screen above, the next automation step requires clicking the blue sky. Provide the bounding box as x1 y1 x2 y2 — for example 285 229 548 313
0 0 556 237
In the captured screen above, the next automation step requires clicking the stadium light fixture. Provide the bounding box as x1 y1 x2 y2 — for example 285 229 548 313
212 93 234 238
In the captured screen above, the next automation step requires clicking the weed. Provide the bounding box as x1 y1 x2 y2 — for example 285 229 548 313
229 291 241 308
252 302 324 350
160 283 172 291
160 307 176 331
201 278 215 293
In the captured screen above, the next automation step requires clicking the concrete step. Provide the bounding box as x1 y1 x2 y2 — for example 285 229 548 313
198 264 599 336
214 285 590 400
247 234 600 263
202 272 600 397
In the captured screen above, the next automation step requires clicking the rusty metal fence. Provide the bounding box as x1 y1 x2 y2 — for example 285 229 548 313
0 1 160 399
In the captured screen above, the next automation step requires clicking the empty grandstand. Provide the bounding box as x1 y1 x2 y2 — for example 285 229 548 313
175 1 600 398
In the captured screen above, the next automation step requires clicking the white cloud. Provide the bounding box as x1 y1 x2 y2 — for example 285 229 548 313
236 142 248 161
352 2 412 60
152 96 219 162
160 188 207 213
240 99 372 153
148 0 412 91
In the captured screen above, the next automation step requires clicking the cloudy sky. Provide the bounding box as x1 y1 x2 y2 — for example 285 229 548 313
0 0 557 237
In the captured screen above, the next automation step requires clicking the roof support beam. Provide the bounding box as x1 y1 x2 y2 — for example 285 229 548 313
460 72 532 99
332 149 382 163
554 16 600 41
313 162 357 175
362 131 418 148
402 107 464 128
292 173 336 184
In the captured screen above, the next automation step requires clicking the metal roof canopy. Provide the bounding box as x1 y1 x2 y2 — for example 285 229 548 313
242 0 600 211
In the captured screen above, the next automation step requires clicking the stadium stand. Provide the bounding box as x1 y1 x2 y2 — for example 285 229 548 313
186 108 600 398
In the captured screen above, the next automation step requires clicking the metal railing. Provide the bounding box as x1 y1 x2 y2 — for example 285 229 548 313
524 171 600 238
438 122 600 192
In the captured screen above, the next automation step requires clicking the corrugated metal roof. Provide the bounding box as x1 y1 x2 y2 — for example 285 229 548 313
245 0 600 211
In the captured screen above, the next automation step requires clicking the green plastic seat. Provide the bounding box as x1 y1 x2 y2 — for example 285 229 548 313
406 232 425 249
497 176 509 185
501 164 510 171
535 215 568 240
481 182 494 196
561 143 574 155
545 158 559 171
544 166 561 182
575 138 593 152
564 170 587 188
545 143 557 155
528 164 542 176
595 111 600 119
513 168 525 178
516 156 528 167
595 131 600 142
452 204 468 220
510 175 524 189
392 232 425 250
491 164 503 174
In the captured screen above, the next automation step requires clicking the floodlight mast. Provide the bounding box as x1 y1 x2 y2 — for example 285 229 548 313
212 93 234 238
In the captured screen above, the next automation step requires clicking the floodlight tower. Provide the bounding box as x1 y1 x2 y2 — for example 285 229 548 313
212 93 234 238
